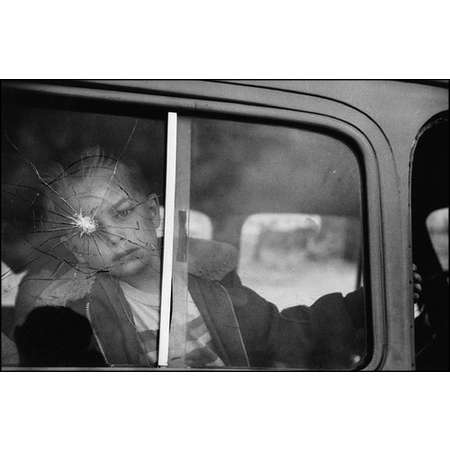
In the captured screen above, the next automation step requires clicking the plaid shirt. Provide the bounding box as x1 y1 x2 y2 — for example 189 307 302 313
120 281 224 368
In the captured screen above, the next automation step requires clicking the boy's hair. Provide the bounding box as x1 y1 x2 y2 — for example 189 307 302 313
45 145 154 197
37 146 158 226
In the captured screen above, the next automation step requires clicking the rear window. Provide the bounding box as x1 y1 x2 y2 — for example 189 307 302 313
239 213 360 310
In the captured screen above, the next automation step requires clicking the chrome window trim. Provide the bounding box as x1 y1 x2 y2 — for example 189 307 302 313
158 112 178 367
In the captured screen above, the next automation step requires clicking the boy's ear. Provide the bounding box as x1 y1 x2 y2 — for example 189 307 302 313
146 193 160 228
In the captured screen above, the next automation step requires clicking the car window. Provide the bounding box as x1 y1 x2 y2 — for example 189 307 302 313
411 115 449 372
2 92 370 370
1 91 167 368
174 116 370 369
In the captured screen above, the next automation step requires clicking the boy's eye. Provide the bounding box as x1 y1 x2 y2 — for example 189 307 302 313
116 208 132 218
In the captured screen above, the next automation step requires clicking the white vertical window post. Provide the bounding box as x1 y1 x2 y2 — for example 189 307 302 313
158 112 177 367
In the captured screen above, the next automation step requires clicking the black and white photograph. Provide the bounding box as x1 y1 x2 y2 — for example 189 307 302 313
0 3 448 449
1 80 448 371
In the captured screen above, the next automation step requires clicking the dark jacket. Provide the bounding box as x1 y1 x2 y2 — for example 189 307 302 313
67 272 366 369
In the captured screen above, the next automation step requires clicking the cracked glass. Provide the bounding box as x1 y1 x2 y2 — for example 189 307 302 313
1 90 166 368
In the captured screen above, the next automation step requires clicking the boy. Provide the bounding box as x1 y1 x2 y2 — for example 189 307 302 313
13 148 420 369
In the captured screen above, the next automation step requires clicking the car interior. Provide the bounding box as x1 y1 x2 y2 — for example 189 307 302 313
411 112 449 371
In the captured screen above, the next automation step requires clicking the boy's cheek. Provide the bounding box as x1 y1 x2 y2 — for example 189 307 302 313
67 241 113 269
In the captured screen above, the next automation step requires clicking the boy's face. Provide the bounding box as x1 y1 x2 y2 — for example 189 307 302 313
50 164 161 279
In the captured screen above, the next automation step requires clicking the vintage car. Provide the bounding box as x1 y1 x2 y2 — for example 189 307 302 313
1 80 448 370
